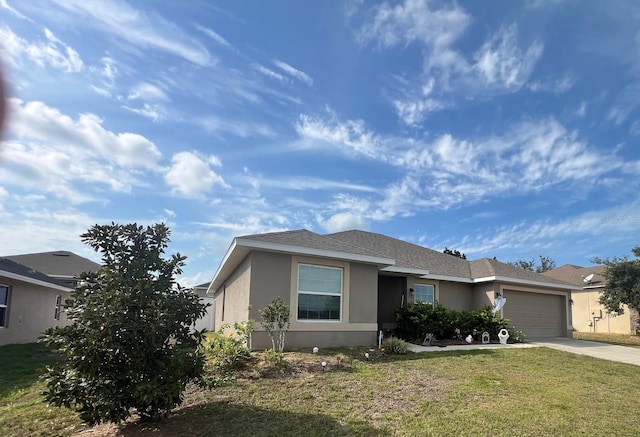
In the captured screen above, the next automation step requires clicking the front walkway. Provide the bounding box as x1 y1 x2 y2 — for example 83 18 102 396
408 338 640 367
529 338 640 367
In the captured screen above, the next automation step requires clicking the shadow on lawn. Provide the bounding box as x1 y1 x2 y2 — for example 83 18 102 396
114 401 385 437
0 343 58 400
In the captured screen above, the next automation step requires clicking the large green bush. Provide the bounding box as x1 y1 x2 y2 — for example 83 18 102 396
41 223 208 425
395 303 508 342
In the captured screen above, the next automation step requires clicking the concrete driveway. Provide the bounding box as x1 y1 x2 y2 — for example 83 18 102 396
528 338 640 367
407 338 640 367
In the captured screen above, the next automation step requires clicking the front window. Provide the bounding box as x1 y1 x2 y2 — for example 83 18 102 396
0 285 9 327
414 284 434 305
297 264 342 321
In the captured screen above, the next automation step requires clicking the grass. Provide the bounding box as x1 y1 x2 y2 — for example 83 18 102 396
3 344 640 436
573 331 640 347
0 343 85 436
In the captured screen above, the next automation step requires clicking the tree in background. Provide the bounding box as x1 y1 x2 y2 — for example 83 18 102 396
593 246 640 315
41 223 208 425
443 247 467 259
509 255 556 273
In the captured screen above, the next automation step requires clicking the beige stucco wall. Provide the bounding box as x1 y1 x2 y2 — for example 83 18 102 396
348 263 378 324
472 282 495 309
438 281 473 311
0 278 71 346
247 251 292 320
571 289 632 334
213 254 251 331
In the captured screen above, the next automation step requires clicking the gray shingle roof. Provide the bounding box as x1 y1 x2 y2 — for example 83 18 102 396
237 229 572 287
470 258 576 286
327 230 471 277
0 257 71 288
5 251 101 278
542 264 605 287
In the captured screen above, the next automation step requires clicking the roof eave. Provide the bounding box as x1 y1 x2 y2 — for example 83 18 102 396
208 237 396 294
0 270 73 292
474 275 577 290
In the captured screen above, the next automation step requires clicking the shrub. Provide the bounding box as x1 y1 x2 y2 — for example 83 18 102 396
204 321 253 373
259 297 291 353
382 337 409 354
395 303 509 342
40 223 208 425
507 326 526 343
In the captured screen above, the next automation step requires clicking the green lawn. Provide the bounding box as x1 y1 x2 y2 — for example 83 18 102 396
2 343 640 436
573 331 640 347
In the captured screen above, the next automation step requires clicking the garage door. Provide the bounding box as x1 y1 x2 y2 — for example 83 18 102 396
503 290 565 338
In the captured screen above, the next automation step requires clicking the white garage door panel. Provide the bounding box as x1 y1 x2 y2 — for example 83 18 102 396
503 290 565 338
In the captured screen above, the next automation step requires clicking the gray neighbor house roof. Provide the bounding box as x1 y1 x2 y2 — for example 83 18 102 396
209 229 575 292
543 264 606 288
5 251 101 280
0 257 72 291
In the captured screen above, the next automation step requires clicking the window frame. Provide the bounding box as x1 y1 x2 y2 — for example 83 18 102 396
414 283 435 305
54 294 62 320
296 263 343 322
0 284 9 328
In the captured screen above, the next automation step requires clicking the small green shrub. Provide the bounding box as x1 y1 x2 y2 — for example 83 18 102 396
507 326 526 343
204 321 253 373
382 337 409 354
395 304 509 342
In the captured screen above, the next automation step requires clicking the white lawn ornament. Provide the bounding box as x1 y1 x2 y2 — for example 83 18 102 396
482 332 490 344
498 328 510 345
313 346 319 354
465 334 474 344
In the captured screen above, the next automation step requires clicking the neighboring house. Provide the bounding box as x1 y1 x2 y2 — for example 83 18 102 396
543 264 640 335
5 250 101 288
207 229 576 349
192 282 215 332
0 258 72 346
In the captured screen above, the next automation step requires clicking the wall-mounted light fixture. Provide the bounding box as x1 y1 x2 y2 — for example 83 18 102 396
495 291 502 298
409 288 414 295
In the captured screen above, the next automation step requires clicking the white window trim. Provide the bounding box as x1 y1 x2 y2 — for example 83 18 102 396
0 284 9 328
414 283 435 305
296 263 343 322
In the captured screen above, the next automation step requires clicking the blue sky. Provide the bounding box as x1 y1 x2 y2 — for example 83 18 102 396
1 0 639 287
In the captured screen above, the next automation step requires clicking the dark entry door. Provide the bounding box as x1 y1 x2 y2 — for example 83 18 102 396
377 275 406 333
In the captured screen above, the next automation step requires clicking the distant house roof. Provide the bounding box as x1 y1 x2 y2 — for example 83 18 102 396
543 264 606 288
0 257 72 291
5 251 101 279
210 229 575 292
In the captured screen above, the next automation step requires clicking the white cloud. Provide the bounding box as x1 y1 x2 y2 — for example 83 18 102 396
254 64 287 82
322 212 368 233
164 151 228 198
273 60 313 86
608 84 640 125
127 82 169 101
195 24 231 48
474 25 543 90
0 26 83 72
123 103 165 122
527 75 575 93
0 0 31 21
1 99 163 201
296 110 384 159
195 115 276 138
357 2 545 125
49 0 213 65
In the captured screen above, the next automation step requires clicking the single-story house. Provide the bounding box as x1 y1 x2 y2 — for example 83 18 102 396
1 251 101 346
0 257 73 346
207 229 576 349
6 250 101 289
543 264 640 335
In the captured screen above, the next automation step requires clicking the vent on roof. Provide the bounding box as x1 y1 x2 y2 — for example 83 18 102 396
52 253 70 257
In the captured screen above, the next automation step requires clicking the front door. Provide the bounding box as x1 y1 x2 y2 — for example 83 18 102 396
377 275 406 333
